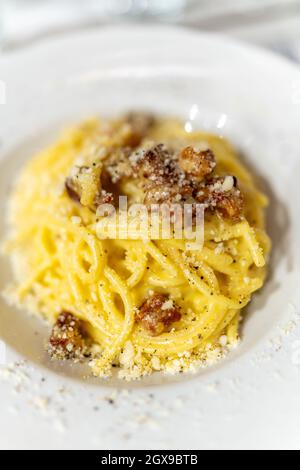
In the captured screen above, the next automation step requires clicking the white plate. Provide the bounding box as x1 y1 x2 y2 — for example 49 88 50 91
0 25 300 450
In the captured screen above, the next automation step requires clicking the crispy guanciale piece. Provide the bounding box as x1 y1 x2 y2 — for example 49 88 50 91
130 144 195 209
94 189 115 206
65 164 113 210
144 183 194 207
179 146 216 180
104 147 133 184
136 294 182 336
48 312 86 360
130 143 243 221
196 176 244 221
130 144 181 185
124 112 156 147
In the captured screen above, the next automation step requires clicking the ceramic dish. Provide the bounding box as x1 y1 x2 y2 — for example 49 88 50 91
0 25 300 450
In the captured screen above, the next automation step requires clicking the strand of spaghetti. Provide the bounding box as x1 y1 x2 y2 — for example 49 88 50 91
159 241 249 309
239 222 265 267
83 304 114 346
167 242 221 290
204 221 248 243
145 241 179 277
167 238 235 277
16 261 56 298
39 226 58 255
147 273 185 287
192 246 235 276
207 308 241 345
125 242 148 288
97 278 124 331
193 260 220 292
255 228 272 254
92 266 135 372
205 220 265 267
226 312 241 344
217 157 254 184
66 271 113 341
133 301 235 355
4 224 39 249
230 275 264 298
71 231 104 283
44 213 98 235
156 307 239 358
158 241 218 297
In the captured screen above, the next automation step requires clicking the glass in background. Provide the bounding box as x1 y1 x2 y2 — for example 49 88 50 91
0 0 187 46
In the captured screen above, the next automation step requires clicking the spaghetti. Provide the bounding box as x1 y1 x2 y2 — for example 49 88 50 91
4 115 271 379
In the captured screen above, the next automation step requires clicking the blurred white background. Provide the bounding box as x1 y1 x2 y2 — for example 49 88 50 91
1 0 300 61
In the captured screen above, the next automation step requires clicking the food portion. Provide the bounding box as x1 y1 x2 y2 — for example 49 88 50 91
3 113 271 379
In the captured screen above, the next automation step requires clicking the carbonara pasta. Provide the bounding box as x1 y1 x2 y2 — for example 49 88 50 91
3 114 271 379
